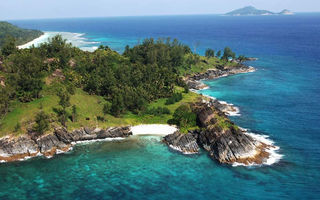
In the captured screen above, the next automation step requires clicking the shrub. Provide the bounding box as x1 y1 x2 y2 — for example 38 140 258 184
144 107 171 116
33 111 50 134
165 93 183 105
14 122 21 132
97 116 105 122
170 104 196 129
103 101 112 115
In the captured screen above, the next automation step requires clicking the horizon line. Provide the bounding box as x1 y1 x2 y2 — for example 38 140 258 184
3 11 319 21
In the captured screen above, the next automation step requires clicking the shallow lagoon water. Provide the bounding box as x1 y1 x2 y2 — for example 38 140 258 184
3 14 320 199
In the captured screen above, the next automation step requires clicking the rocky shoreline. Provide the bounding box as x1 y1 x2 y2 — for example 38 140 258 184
163 100 276 166
0 127 131 163
163 64 280 166
0 62 278 166
186 64 255 90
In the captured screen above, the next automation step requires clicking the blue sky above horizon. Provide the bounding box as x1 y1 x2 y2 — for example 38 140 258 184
1 0 319 20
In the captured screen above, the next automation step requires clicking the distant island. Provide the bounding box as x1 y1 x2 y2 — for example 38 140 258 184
226 6 294 16
0 21 43 48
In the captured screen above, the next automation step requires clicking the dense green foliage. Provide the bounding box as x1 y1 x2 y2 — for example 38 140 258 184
56 84 72 127
165 93 183 105
6 51 45 102
1 36 17 56
0 33 243 135
143 107 171 116
222 47 236 61
0 21 43 48
33 110 50 134
205 49 215 58
169 104 196 130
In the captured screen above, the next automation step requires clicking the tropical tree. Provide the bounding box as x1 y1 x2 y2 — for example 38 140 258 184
205 49 215 58
222 47 236 61
6 51 44 102
216 50 221 58
56 85 71 126
1 35 17 56
33 111 50 134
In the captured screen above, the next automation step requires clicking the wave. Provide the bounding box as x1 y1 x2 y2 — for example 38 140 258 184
232 129 283 167
71 137 125 145
18 31 101 52
198 93 241 116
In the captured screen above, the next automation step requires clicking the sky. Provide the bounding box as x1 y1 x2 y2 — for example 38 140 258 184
0 0 319 20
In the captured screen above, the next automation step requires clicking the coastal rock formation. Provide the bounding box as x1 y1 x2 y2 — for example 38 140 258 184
163 131 200 154
186 65 255 90
191 101 271 165
0 136 39 161
0 126 132 162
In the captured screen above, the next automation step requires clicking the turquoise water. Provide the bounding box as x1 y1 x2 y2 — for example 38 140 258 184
2 14 320 199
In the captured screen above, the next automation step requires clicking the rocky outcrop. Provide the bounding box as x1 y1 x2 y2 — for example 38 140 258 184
186 65 255 90
162 99 271 165
191 101 271 165
0 126 132 163
163 131 199 154
0 136 39 162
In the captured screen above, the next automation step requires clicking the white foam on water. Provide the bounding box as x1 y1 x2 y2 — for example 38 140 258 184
218 100 241 116
232 131 283 167
169 145 198 155
18 31 100 52
71 137 125 145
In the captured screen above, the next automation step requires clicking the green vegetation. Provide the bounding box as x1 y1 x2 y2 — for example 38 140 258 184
213 113 239 131
168 104 197 133
165 93 183 105
0 21 43 48
0 34 244 136
143 107 171 115
33 110 50 135
205 49 215 58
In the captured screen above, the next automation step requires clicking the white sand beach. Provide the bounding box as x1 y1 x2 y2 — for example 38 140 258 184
18 32 52 49
130 124 178 136
18 31 99 52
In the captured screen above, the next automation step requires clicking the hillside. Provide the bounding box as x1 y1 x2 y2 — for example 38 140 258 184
0 21 43 48
0 35 246 137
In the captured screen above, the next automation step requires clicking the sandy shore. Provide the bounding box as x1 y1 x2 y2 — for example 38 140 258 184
18 32 52 49
130 124 178 136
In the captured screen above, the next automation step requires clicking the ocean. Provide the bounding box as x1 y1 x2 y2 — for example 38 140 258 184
1 14 320 199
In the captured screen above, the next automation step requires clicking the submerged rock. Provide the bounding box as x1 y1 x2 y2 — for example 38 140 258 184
163 131 200 154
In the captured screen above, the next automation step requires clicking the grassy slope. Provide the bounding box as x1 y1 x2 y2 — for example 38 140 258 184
0 86 201 137
0 55 238 137
178 55 238 76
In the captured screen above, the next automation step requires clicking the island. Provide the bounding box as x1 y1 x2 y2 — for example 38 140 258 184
0 28 277 166
226 6 294 16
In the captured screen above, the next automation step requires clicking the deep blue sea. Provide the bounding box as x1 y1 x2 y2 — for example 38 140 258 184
2 14 320 199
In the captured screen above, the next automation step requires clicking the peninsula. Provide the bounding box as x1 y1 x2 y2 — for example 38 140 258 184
0 29 276 166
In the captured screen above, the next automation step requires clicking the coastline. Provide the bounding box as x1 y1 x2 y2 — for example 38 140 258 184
184 64 282 166
0 62 282 167
0 124 177 163
18 31 100 52
18 32 50 49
